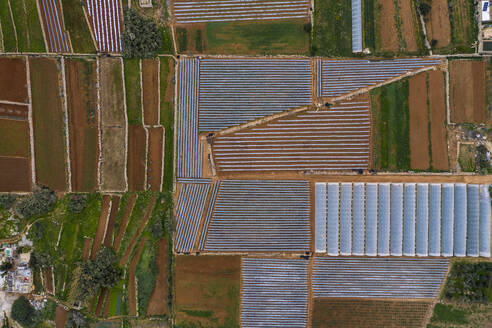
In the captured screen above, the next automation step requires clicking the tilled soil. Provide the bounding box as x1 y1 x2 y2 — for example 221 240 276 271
127 125 146 191
0 156 31 192
147 127 163 191
104 195 121 247
426 0 451 48
55 306 68 328
142 59 159 126
82 238 92 260
91 195 111 259
379 0 399 52
428 70 449 170
113 194 137 252
146 238 170 316
399 0 418 52
409 72 430 170
0 57 28 103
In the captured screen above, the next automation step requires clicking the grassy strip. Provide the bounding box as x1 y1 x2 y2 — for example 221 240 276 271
9 0 29 51
61 0 95 53
363 0 375 50
112 193 129 241
123 58 142 125
24 0 45 52
0 0 17 51
135 239 157 315
160 57 174 193
312 0 352 56
371 79 410 171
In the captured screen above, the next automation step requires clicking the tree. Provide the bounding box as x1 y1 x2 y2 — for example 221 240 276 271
418 2 432 16
76 248 122 301
0 194 17 211
68 194 88 214
0 261 13 273
15 186 56 219
66 311 87 328
476 144 490 174
29 252 52 269
121 8 162 58
11 296 35 327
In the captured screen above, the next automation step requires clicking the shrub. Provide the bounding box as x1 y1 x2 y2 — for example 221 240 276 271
11 296 35 327
29 251 52 269
476 144 490 174
122 8 162 58
418 2 432 15
66 310 87 328
0 194 17 211
15 186 56 219
431 39 438 47
68 194 88 214
444 261 492 302
76 247 122 301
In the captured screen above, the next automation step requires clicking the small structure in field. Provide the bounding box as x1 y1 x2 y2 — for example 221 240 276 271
139 0 152 7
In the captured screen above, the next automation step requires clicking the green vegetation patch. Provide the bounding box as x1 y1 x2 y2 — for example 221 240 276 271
371 79 411 171
444 261 492 303
458 143 475 172
160 57 174 192
61 0 96 53
205 19 309 55
448 0 478 54
312 0 352 57
0 0 17 51
430 303 469 325
123 58 142 125
10 0 45 52
136 239 158 315
363 0 375 50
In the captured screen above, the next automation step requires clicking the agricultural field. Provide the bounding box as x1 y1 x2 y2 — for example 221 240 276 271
0 57 28 103
175 19 309 55
61 0 96 53
142 59 159 126
29 57 68 191
175 255 240 327
449 59 489 124
85 0 122 53
422 0 452 50
371 70 449 172
65 58 99 192
38 0 71 53
312 299 432 328
159 57 174 192
363 0 425 55
25 191 173 322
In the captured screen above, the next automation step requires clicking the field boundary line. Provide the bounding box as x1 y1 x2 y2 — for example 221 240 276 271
96 56 103 190
157 58 161 125
56 223 63 248
172 59 178 192
0 99 29 106
193 182 214 251
102 199 113 247
170 25 178 55
307 256 313 328
0 17 4 52
144 126 149 190
25 56 36 187
160 127 165 192
120 57 129 192
61 56 73 192
6 0 18 52
140 59 144 125
445 58 451 125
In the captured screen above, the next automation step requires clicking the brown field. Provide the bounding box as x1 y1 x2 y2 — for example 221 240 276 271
0 119 30 157
55 306 68 328
146 238 170 316
113 194 137 251
379 0 399 52
450 60 487 123
119 196 156 266
0 57 28 103
147 127 163 191
175 255 240 327
127 125 146 191
66 58 99 192
95 288 108 317
91 195 111 259
425 0 451 48
409 72 430 170
312 298 432 328
428 70 449 170
44 268 54 294
399 0 418 52
30 57 68 191
142 59 159 126
0 103 28 120
0 157 31 192
82 238 92 260
103 196 120 247
100 127 126 191
129 237 147 316
99 57 126 126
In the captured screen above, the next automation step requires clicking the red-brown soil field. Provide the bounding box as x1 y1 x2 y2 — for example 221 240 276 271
0 103 28 120
66 58 99 192
0 119 30 157
127 125 146 191
29 57 68 191
399 0 418 52
312 298 432 328
146 238 170 316
91 195 111 259
129 237 147 316
142 59 159 126
119 196 156 266
147 127 163 191
425 0 451 48
113 194 137 252
44 267 54 294
0 57 28 103
55 306 68 328
95 288 108 317
409 72 430 170
428 70 449 170
175 256 240 327
379 0 399 52
82 238 92 260
0 157 31 192
450 60 487 123
103 196 120 247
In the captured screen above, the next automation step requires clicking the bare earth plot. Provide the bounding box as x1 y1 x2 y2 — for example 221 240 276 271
127 125 146 191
